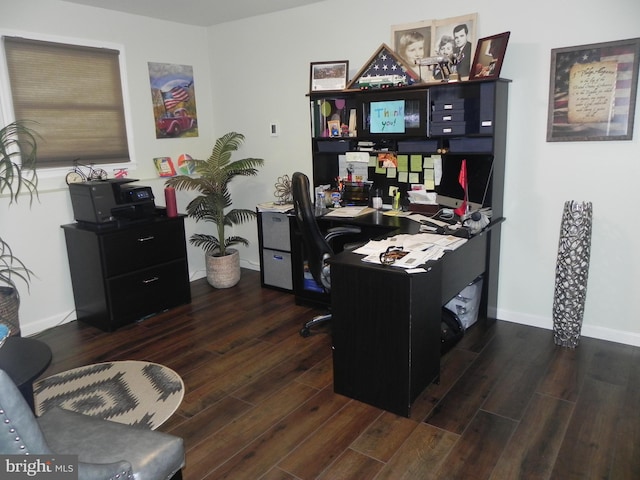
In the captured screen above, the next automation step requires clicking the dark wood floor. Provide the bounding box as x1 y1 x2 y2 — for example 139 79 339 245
32 269 640 480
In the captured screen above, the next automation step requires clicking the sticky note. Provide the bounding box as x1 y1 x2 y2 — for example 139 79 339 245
410 155 422 172
397 155 409 172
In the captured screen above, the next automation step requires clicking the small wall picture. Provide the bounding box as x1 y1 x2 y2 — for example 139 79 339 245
148 62 199 139
470 32 510 80
310 61 349 92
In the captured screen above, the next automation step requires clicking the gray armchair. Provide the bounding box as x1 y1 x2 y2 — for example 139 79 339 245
0 368 184 480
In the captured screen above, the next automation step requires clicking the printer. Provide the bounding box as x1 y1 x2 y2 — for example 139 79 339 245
68 178 156 224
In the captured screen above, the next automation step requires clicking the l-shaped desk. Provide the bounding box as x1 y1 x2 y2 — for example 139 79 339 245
318 210 502 417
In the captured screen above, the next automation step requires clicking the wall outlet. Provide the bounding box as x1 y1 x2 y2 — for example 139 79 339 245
270 122 279 137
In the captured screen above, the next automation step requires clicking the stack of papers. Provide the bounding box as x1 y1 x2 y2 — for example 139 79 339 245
354 233 467 268
257 202 293 213
323 206 374 218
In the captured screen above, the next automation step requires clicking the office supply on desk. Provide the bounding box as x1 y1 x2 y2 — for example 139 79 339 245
291 172 361 337
341 181 371 206
257 201 294 213
383 209 411 217
355 232 466 267
323 206 374 218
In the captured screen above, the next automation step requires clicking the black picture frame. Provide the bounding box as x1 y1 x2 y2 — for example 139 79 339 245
309 61 349 92
547 37 640 142
469 31 510 80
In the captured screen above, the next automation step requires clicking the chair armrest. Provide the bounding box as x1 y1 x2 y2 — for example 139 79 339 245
38 407 184 480
325 226 361 243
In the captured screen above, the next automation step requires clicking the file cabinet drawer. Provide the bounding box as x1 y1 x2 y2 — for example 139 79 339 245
106 260 190 330
101 220 186 277
261 212 291 251
262 249 293 290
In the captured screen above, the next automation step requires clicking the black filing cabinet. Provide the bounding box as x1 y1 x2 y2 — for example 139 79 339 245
61 215 191 331
257 211 294 291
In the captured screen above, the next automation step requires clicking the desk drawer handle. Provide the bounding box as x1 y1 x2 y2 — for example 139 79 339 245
142 276 159 284
137 236 155 242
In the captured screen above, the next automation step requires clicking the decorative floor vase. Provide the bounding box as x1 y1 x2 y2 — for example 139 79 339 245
206 249 241 289
552 201 593 348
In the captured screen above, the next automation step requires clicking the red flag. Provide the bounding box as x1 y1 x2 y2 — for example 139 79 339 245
454 159 468 217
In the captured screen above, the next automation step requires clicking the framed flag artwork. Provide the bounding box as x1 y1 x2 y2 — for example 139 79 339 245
148 62 199 139
547 37 640 142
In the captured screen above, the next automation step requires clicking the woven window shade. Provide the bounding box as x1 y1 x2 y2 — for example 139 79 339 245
4 37 130 168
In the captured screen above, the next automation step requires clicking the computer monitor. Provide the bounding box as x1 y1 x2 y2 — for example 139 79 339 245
436 155 494 212
357 91 428 137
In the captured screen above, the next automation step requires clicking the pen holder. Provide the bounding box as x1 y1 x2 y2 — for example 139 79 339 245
392 193 401 211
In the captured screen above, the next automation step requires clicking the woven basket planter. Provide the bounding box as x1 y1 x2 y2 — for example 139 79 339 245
0 286 21 337
206 248 241 289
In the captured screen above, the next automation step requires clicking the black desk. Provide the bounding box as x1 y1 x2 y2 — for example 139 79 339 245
0 336 52 411
324 210 500 417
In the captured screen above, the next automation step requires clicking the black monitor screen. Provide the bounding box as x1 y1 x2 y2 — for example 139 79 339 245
357 91 427 137
436 155 493 211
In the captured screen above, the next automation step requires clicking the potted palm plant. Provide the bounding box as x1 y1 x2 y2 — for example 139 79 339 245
0 120 39 337
166 131 264 288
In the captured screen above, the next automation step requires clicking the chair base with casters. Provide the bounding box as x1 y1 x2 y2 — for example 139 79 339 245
300 312 332 337
298 228 362 337
0 368 185 480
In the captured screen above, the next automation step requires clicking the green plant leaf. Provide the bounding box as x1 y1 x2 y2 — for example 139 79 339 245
166 131 264 258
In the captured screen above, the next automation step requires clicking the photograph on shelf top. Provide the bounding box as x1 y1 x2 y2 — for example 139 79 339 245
432 13 478 81
310 60 349 92
469 31 511 80
390 20 433 82
547 37 640 142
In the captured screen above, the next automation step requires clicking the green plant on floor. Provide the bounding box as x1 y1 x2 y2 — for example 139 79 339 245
0 120 39 292
165 131 264 257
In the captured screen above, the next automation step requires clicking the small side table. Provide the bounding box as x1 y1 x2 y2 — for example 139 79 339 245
0 336 52 411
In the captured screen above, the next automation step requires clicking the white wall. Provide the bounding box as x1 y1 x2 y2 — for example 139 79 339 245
2 0 640 346
0 0 216 334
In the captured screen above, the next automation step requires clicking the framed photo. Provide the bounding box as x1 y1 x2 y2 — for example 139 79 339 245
390 20 433 81
470 32 510 80
327 119 341 137
433 13 477 81
547 38 640 142
310 61 349 92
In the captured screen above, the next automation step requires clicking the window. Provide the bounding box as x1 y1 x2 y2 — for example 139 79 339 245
3 36 130 168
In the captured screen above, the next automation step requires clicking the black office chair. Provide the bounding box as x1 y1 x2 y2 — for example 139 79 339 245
292 172 361 337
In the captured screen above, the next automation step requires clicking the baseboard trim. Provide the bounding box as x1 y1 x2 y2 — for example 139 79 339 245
496 308 640 347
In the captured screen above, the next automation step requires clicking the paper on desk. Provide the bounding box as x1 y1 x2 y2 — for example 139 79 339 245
353 239 398 255
407 189 437 205
257 202 293 213
360 246 446 267
354 233 467 269
323 206 374 218
345 151 370 163
382 210 411 217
